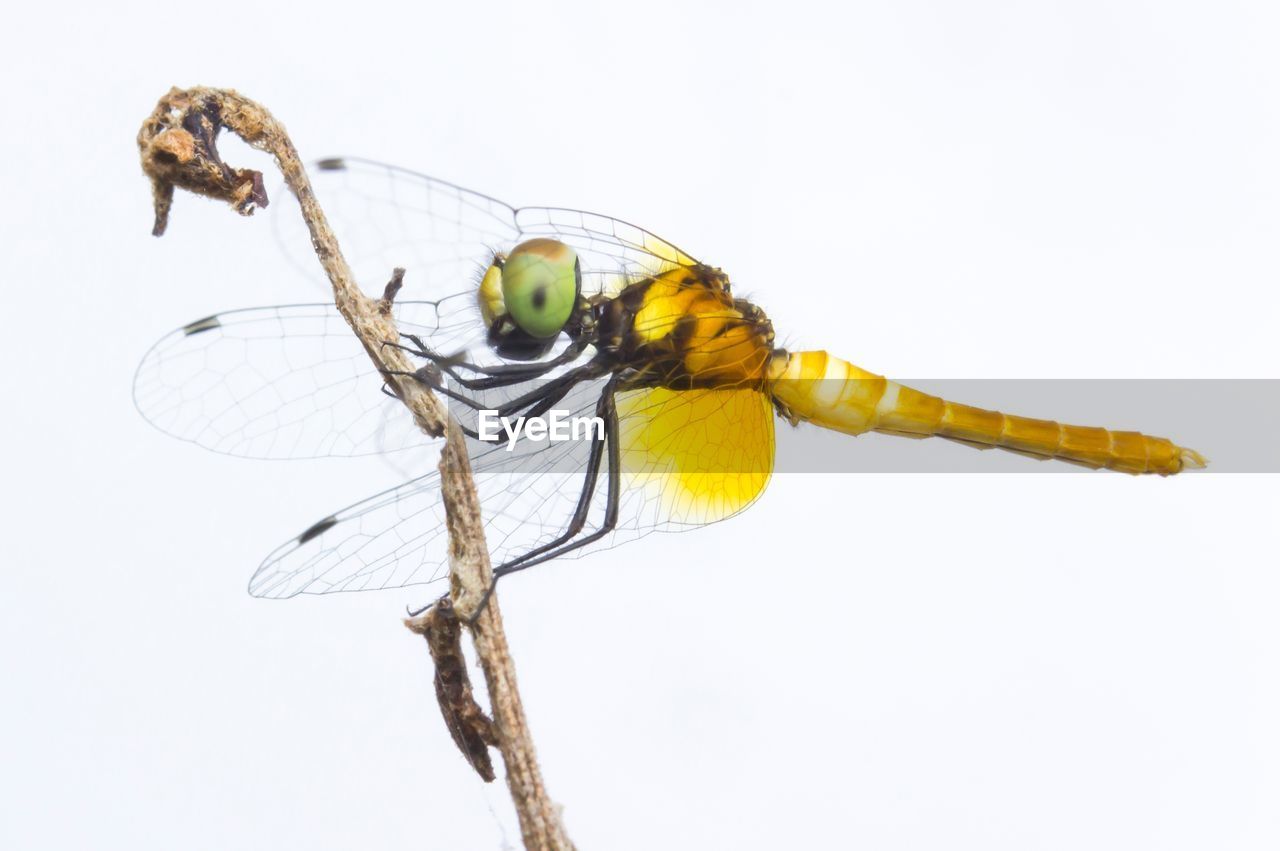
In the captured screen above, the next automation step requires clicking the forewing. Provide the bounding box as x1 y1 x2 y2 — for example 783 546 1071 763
513 206 700 298
276 157 701 302
133 297 478 459
274 157 521 300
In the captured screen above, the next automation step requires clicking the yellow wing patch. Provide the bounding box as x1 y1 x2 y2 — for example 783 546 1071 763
641 231 696 269
616 386 775 526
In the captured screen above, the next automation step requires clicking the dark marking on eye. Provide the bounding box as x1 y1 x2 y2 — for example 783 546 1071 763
531 286 547 310
182 315 221 336
573 257 582 297
298 515 339 544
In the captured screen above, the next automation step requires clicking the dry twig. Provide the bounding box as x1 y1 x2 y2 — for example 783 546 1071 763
138 86 573 851
405 595 497 783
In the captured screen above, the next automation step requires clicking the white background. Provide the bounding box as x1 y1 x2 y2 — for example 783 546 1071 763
3 2 1278 849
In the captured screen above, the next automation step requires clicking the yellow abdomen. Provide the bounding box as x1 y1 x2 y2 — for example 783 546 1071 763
767 350 1206 475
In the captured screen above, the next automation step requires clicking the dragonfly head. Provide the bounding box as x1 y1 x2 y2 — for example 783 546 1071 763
478 238 583 360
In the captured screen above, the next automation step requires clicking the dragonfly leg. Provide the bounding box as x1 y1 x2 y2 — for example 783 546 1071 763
491 380 622 581
387 361 603 419
448 378 582 448
463 382 620 623
394 332 590 376
387 364 590 448
409 381 607 620
406 592 448 619
391 335 588 390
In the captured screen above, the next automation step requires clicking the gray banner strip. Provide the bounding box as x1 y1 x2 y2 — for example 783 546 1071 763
772 379 1277 473
451 379 1278 474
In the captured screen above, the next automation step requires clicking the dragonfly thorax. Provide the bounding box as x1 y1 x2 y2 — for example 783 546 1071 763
597 264 777 391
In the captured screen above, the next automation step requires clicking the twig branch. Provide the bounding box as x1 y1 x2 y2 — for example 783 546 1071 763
406 595 498 783
138 86 574 851
411 422 575 848
138 86 445 438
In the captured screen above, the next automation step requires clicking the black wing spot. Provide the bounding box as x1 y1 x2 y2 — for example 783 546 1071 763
316 158 347 171
182 315 221 336
298 515 339 544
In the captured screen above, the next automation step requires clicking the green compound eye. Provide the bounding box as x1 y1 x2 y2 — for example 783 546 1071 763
501 238 580 339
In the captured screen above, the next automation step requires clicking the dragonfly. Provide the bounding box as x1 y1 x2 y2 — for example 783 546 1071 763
134 157 1206 599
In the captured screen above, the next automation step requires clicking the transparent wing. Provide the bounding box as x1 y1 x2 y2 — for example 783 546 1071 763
513 205 699 298
249 377 613 597
249 380 777 598
141 156 705 463
132 296 480 459
275 157 702 303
